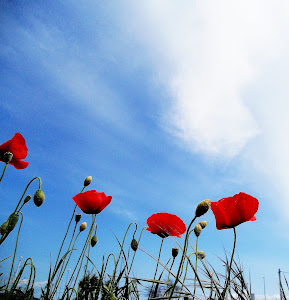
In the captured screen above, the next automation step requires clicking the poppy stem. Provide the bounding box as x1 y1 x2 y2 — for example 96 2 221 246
149 238 164 299
168 215 197 300
193 236 199 297
220 227 237 300
0 163 8 183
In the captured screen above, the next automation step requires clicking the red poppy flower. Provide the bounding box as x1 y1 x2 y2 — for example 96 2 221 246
146 212 186 238
72 190 112 214
211 192 259 230
0 133 29 169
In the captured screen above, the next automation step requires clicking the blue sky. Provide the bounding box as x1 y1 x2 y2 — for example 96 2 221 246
1 1 289 299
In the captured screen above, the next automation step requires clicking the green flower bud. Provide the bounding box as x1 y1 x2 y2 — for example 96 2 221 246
172 247 179 258
0 220 8 236
198 220 208 229
131 238 138 251
84 176 92 187
75 213 82 223
197 250 206 260
91 235 97 247
79 222 87 232
195 199 211 217
33 189 45 207
7 213 19 234
24 195 32 204
193 224 202 237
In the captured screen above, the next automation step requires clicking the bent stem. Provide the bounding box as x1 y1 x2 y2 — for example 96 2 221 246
0 163 8 183
220 227 237 300
169 215 197 300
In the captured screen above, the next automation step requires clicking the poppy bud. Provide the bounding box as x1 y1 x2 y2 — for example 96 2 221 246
84 176 92 187
33 189 45 207
79 222 87 232
197 250 206 260
172 247 179 258
7 213 19 234
75 213 82 223
193 224 202 237
91 235 97 247
131 238 138 251
2 152 13 163
195 199 211 217
198 220 208 229
0 220 8 235
24 195 32 204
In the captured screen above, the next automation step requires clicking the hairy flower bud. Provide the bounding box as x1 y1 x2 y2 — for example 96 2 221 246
75 213 82 223
2 152 13 163
195 199 211 217
193 224 202 237
131 238 138 251
172 247 179 258
24 195 32 204
91 235 97 247
79 222 87 232
33 189 45 207
84 176 92 187
197 250 206 260
198 220 208 229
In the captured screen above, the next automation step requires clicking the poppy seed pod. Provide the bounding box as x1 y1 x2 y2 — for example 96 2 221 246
172 247 179 258
84 176 92 187
193 224 202 237
131 238 138 251
33 189 45 207
197 250 206 260
198 220 208 229
2 152 13 163
75 213 82 223
195 199 211 217
79 222 87 232
91 235 97 247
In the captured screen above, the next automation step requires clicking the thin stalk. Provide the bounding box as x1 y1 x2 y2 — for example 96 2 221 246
220 227 237 300
169 215 197 300
149 238 164 298
7 211 23 288
0 163 8 183
193 236 199 298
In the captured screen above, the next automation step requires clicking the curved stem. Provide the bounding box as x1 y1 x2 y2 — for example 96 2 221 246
0 163 8 183
193 236 199 297
14 177 42 213
7 211 23 288
169 215 197 299
221 227 237 300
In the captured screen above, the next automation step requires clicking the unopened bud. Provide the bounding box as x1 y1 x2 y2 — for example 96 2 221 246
197 250 206 260
84 176 92 187
24 195 32 204
193 224 202 237
172 247 179 258
91 235 97 247
33 189 45 207
0 220 8 235
195 199 211 217
79 222 87 232
131 238 138 251
75 213 82 223
198 220 208 229
2 152 13 163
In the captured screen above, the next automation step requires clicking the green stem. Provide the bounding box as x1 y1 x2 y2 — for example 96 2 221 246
7 211 23 288
193 236 199 298
0 163 8 183
169 215 197 300
149 238 164 298
220 227 237 300
14 177 42 213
